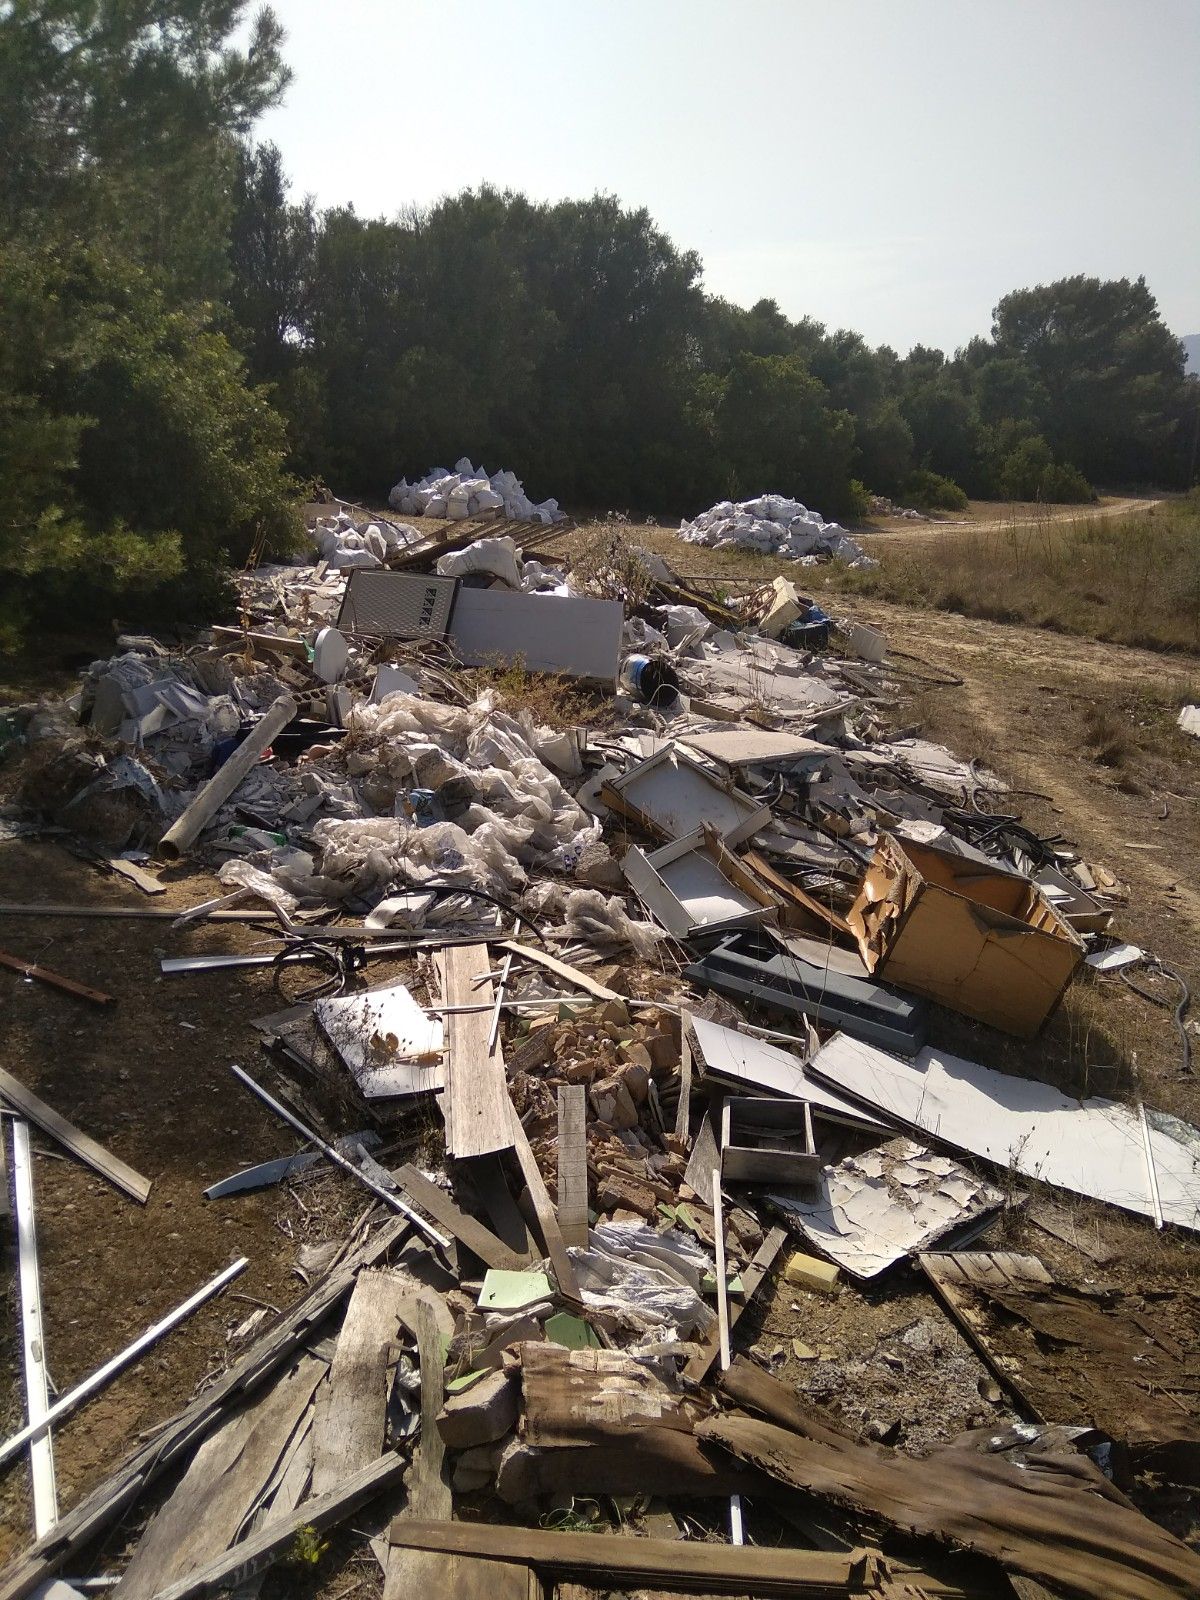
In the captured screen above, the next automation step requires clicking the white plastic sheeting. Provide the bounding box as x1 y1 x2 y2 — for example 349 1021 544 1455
219 690 602 918
679 494 876 568
568 1221 716 1343
389 457 563 524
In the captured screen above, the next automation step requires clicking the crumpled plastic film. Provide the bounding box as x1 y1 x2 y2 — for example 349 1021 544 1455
567 1221 716 1340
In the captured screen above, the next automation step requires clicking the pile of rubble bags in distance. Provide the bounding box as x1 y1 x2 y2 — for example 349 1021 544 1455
679 492 878 567
4 516 1200 1600
389 457 564 523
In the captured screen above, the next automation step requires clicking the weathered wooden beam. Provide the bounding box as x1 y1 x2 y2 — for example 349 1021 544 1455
0 1066 151 1205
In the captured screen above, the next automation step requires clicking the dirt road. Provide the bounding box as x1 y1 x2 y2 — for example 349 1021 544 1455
864 495 1161 545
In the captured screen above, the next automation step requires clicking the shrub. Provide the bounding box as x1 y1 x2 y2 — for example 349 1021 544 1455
0 242 302 646
997 436 1094 503
902 468 969 511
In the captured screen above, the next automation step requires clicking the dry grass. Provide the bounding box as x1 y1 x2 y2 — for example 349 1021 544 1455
832 495 1200 654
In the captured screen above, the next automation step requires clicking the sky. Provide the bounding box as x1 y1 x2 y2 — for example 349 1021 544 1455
255 0 1200 355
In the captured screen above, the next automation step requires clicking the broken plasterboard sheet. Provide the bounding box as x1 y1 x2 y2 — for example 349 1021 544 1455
809 1033 1200 1233
603 746 771 846
767 1136 1004 1279
689 1016 885 1131
677 729 833 768
448 588 624 683
1085 942 1144 972
314 984 444 1099
1177 705 1200 738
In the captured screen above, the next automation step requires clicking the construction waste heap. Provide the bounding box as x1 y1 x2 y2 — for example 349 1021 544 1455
0 486 1197 1600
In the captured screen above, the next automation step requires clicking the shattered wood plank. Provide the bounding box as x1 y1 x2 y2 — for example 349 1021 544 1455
115 1356 325 1599
521 1343 695 1445
440 945 515 1159
105 858 166 895
556 1086 589 1248
495 1430 755 1502
683 1226 788 1385
0 1217 410 1600
497 940 621 1001
382 1297 451 1600
674 1011 694 1144
225 1410 315 1600
0 948 113 1006
148 1452 407 1600
311 1269 407 1496
509 1107 583 1302
392 1163 529 1270
919 1251 1200 1481
388 1521 882 1595
0 1065 151 1204
710 1359 1200 1600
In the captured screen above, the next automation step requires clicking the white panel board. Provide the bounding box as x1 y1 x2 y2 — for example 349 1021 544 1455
810 1033 1200 1232
449 588 623 682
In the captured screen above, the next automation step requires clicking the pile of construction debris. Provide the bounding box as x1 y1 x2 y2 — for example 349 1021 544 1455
1 505 1199 1600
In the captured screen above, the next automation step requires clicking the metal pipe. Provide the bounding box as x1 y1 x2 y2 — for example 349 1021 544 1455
229 1065 451 1252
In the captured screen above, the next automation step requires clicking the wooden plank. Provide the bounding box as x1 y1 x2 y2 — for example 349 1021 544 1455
228 1406 315 1600
702 1375 1200 1600
388 1521 879 1595
440 945 515 1160
10 1122 56 1538
0 948 113 1006
509 1109 583 1302
312 1269 407 1496
497 941 620 1001
148 1451 407 1600
556 1086 589 1249
675 1012 694 1143
116 1356 325 1599
712 1166 732 1373
0 904 278 922
392 1163 529 1270
0 1217 411 1600
382 1296 452 1600
0 1065 151 1205
683 1226 788 1385
105 858 166 896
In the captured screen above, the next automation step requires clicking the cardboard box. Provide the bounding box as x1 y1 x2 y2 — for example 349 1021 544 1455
848 837 1084 1037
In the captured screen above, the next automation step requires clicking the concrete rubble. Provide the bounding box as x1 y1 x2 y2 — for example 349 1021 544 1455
1 496 1198 1600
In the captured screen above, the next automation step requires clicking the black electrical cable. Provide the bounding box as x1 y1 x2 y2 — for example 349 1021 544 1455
1120 957 1193 1075
271 937 366 1002
419 882 547 945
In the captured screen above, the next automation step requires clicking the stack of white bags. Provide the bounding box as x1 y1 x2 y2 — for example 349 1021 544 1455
389 457 564 524
679 494 876 567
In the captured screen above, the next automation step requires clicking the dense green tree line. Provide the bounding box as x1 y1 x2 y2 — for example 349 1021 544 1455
1 2 1195 644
